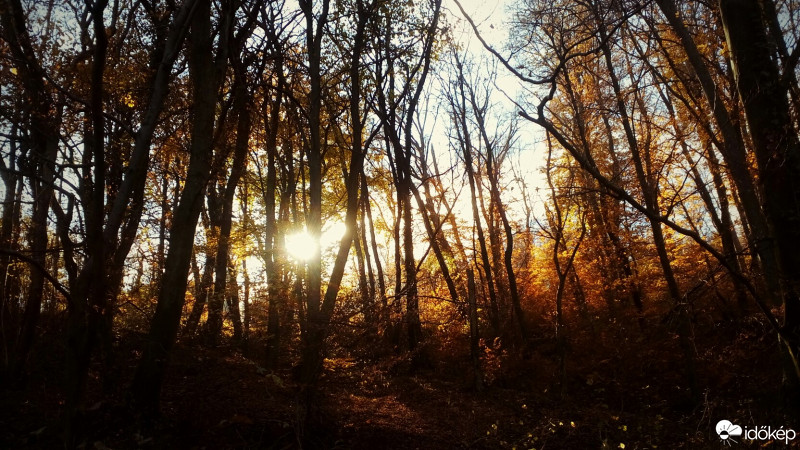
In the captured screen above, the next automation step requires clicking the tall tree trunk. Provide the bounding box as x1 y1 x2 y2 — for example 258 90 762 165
207 68 251 345
0 129 21 369
401 176 421 351
185 213 216 337
362 175 387 311
359 177 377 318
468 91 527 341
155 171 170 286
599 30 699 400
242 258 251 344
226 261 242 341
298 0 330 387
0 0 63 375
655 0 782 307
654 84 751 314
263 54 284 368
353 220 372 322
719 0 800 388
467 270 483 390
451 60 501 335
411 183 460 310
63 0 110 442
545 135 586 395
130 0 225 418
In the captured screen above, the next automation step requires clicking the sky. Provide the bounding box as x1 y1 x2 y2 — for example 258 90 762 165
437 0 549 223
277 0 550 279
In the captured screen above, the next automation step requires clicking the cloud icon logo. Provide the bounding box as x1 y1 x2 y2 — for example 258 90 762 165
716 420 743 444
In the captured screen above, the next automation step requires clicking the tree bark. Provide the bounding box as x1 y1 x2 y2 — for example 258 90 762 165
207 67 251 345
598 27 698 400
130 0 225 418
719 0 800 387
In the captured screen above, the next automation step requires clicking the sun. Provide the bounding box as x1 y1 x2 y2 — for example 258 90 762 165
284 223 348 262
285 230 318 261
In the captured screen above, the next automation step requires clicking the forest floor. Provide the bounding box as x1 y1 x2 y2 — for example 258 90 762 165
2 312 798 449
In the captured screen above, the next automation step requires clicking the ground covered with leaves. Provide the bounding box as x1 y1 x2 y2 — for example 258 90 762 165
1 312 797 449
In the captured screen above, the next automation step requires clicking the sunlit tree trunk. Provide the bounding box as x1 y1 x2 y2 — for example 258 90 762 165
467 270 483 390
411 183 459 311
242 258 251 344
650 81 751 314
155 174 170 286
703 140 747 279
359 177 378 317
562 65 643 322
353 220 372 322
226 260 242 340
544 135 586 395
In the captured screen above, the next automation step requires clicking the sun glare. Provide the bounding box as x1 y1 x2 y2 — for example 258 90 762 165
284 223 348 262
285 231 317 261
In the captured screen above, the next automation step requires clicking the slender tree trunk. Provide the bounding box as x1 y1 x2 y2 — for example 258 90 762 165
353 221 372 321
185 216 216 337
0 130 21 369
655 0 782 306
411 184 459 309
475 163 506 317
1 0 63 375
130 0 224 417
451 61 501 335
226 261 242 341
545 136 586 396
64 1 110 441
599 30 698 400
467 270 483 390
242 258 250 344
402 178 421 351
363 175 387 310
469 95 527 341
263 55 284 368
569 267 592 330
207 70 251 345
298 0 330 388
155 172 170 286
359 178 377 316
656 86 751 314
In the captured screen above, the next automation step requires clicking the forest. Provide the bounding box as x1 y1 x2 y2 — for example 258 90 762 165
1 0 800 447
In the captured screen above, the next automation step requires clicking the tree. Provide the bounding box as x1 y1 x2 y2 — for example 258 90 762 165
131 0 237 418
718 0 800 388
